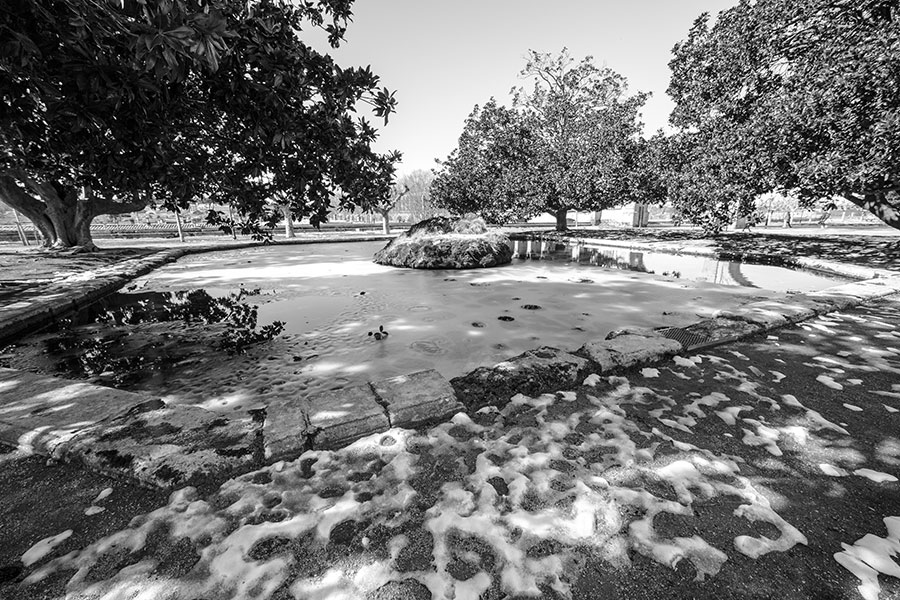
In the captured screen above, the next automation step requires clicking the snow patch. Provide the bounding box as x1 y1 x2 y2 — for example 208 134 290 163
673 356 697 368
819 464 849 477
93 488 113 503
582 373 603 387
22 530 73 567
835 516 900 600
816 375 843 390
854 469 898 483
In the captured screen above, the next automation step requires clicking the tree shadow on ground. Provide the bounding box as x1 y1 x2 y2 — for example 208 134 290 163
6 298 899 600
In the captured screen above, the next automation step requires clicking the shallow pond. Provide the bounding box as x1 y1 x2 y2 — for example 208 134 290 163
3 240 846 412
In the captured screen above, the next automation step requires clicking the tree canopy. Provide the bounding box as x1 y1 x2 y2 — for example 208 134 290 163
0 0 398 250
667 0 900 231
432 50 648 230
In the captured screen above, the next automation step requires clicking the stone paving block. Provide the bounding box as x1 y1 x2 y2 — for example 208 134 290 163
451 347 589 411
263 399 312 462
58 405 262 489
371 369 464 428
0 368 161 455
802 292 861 311
807 278 900 307
795 258 882 281
304 383 390 450
604 326 667 341
744 298 822 323
717 306 789 330
577 343 616 372
678 317 763 344
581 334 683 370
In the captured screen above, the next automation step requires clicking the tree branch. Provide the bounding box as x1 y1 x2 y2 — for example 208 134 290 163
92 194 151 215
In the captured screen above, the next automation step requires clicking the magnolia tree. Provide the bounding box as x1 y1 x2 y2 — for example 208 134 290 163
667 0 900 231
432 50 649 231
0 0 398 250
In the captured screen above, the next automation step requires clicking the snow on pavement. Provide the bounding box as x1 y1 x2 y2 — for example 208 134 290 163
13 300 900 600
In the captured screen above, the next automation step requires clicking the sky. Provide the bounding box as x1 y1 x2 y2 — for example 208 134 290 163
308 1 737 175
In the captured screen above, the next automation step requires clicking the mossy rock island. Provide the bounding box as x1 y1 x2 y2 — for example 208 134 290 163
374 216 513 269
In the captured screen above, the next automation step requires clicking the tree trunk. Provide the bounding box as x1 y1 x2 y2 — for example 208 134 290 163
0 175 58 247
38 185 98 251
380 209 390 234
174 209 185 242
845 192 900 231
228 204 237 239
282 205 295 238
554 207 568 231
0 174 149 251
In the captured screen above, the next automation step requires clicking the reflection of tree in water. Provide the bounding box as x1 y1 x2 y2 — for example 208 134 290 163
43 288 285 385
726 261 757 288
586 248 650 273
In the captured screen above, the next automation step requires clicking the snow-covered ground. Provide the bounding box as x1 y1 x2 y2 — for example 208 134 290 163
17 300 900 600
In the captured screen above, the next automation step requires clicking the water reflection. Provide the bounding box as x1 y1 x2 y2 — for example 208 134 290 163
508 239 843 292
21 289 285 385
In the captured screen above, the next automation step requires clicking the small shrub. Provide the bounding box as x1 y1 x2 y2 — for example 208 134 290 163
452 214 488 234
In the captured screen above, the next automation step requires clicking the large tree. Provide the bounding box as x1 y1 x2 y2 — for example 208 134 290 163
0 0 398 250
431 99 543 225
432 50 648 231
668 0 900 230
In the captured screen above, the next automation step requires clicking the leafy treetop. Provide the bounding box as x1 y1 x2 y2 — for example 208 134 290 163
0 0 398 249
432 49 649 231
667 0 900 230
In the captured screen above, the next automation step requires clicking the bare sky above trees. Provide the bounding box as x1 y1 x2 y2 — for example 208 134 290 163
308 0 736 174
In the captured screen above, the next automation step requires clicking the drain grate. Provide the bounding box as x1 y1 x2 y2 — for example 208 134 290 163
654 326 741 352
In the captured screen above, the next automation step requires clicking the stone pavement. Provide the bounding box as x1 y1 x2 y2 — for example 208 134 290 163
2 295 899 600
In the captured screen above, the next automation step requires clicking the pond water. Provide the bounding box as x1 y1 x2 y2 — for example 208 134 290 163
2 240 847 413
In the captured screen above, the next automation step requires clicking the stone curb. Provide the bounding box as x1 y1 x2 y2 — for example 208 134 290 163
264 369 464 463
450 347 591 412
0 366 462 489
0 235 393 346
